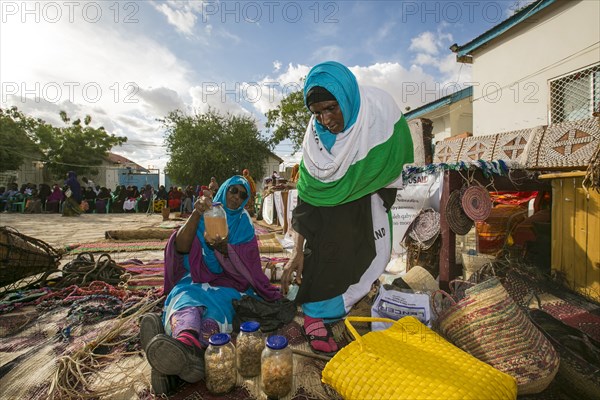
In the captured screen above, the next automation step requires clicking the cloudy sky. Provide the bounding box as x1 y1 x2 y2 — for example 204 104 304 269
1 0 531 171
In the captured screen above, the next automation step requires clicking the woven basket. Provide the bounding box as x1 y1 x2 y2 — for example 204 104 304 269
461 185 492 222
0 226 61 289
322 316 517 400
406 208 440 249
445 190 474 235
433 277 560 395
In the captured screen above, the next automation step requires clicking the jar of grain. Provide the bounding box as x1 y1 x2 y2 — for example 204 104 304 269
205 333 236 394
261 335 293 399
236 321 264 378
204 202 228 239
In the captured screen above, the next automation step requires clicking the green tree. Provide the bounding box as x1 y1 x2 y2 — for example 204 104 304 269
162 109 272 185
37 111 127 179
265 89 311 153
0 107 44 172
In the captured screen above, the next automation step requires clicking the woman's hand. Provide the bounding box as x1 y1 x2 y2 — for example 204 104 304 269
194 195 212 214
281 250 304 295
205 233 229 255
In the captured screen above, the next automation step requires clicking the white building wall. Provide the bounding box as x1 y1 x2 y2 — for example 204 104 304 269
471 0 600 135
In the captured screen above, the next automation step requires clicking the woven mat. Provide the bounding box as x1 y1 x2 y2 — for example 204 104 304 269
0 284 161 399
257 233 284 253
502 267 600 343
121 260 166 291
65 240 167 254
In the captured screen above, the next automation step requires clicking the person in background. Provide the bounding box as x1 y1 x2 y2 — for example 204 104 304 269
242 169 257 217
137 184 154 213
37 183 51 210
111 185 126 213
155 185 168 212
181 185 196 214
139 175 281 395
208 177 219 197
168 187 183 211
63 171 83 217
96 187 111 213
83 187 96 213
81 177 98 194
45 184 63 213
24 187 42 213
281 61 414 355
123 186 137 212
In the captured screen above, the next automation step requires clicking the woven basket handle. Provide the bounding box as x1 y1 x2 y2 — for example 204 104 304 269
431 290 457 318
345 316 397 349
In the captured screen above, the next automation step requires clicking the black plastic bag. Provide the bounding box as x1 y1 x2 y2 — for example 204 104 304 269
232 296 296 332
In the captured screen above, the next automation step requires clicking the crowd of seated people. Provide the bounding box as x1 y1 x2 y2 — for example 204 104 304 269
0 181 212 215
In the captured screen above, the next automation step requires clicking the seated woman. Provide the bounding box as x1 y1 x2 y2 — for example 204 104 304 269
45 184 63 213
168 187 183 211
95 187 111 213
137 184 154 213
83 187 96 213
140 176 282 395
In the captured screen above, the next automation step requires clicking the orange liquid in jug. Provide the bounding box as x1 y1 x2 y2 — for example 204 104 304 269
204 216 228 239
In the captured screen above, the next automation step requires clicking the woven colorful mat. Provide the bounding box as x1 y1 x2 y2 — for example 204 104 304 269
120 260 166 291
257 233 284 254
65 241 167 254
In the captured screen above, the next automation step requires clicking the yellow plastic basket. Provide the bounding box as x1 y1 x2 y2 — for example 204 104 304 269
322 316 517 400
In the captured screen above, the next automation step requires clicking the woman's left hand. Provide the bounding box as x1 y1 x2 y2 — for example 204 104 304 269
205 233 229 254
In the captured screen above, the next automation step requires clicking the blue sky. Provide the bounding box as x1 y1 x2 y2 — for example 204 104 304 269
1 0 533 171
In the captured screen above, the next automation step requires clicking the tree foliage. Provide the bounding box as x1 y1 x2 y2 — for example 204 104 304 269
37 111 127 178
0 107 43 172
162 109 272 186
265 89 311 154
0 106 127 178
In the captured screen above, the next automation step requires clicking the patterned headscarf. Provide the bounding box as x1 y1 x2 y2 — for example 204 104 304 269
197 175 254 272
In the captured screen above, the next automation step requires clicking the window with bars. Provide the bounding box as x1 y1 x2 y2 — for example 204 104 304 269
549 64 600 124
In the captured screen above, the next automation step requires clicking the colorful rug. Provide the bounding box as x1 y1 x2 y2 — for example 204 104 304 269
254 224 270 235
502 266 600 343
120 259 166 291
65 241 167 254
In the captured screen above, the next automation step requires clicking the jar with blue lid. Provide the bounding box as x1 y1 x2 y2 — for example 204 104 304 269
204 202 228 240
205 333 236 394
236 321 264 378
261 335 293 398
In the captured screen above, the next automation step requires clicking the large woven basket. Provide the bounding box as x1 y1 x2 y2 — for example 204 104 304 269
322 316 517 400
0 226 61 289
433 277 560 395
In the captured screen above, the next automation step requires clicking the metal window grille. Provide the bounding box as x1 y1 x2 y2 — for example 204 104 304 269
549 63 600 124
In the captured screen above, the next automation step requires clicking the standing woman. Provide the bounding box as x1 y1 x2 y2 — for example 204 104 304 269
63 171 83 217
281 61 414 355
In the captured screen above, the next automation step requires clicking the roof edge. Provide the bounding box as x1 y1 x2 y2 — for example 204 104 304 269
454 0 558 59
405 86 473 120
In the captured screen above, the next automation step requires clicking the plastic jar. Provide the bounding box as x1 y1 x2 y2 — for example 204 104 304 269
261 335 293 399
205 333 236 394
236 321 264 378
204 202 228 239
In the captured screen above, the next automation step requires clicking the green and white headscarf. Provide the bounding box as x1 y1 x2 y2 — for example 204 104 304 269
298 61 414 206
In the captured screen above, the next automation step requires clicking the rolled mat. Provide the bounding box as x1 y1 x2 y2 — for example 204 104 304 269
461 185 492 222
445 190 474 235
105 229 175 240
407 208 440 249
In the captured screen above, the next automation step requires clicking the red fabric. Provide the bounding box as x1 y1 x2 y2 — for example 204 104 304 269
490 191 538 206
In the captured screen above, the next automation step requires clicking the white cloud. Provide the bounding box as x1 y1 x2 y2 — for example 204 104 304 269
273 60 282 72
409 32 439 54
152 1 198 36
